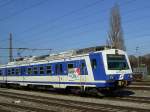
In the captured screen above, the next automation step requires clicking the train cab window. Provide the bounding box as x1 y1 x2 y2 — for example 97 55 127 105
91 59 97 69
46 65 52 75
0 70 2 76
39 66 44 74
107 54 129 70
15 68 21 75
11 68 15 75
33 66 38 74
27 67 32 75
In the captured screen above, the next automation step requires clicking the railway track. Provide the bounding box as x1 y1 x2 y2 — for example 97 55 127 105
131 81 150 86
0 89 150 112
108 96 150 104
127 81 150 90
0 102 55 112
127 86 150 90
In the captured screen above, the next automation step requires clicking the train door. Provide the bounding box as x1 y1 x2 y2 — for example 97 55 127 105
55 63 65 88
67 61 80 82
0 68 5 83
20 66 25 86
79 60 87 86
4 68 9 84
89 53 106 80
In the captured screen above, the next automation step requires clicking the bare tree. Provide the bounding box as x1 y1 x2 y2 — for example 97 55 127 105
107 4 126 50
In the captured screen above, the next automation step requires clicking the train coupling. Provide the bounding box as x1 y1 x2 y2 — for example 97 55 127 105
117 80 128 87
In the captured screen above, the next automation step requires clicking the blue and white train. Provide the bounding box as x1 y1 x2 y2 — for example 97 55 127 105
0 46 132 91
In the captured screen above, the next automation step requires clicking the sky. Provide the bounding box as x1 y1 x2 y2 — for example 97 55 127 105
0 0 150 64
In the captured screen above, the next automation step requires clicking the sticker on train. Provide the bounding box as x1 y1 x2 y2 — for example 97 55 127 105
68 68 80 81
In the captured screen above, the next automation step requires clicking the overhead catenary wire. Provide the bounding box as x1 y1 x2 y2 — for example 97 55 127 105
8 10 150 54
0 0 129 48
0 0 49 22
15 0 134 39
14 0 144 46
0 0 145 44
16 0 104 36
1 0 149 63
0 47 52 51
21 0 134 36
19 11 150 47
0 38 8 42
0 33 149 61
0 0 9 4
0 0 13 8
0 47 52 60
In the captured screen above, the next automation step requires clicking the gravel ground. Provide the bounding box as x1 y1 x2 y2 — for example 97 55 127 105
0 96 66 112
0 88 150 110
129 89 150 97
129 85 150 87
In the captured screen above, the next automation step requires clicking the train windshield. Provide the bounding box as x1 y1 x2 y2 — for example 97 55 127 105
107 54 129 70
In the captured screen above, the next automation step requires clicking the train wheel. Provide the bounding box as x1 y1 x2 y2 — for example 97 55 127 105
65 87 71 94
90 88 104 97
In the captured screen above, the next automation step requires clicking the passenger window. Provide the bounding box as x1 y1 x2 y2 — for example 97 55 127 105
0 70 2 75
7 69 11 75
39 66 44 74
27 67 32 75
68 64 73 69
46 65 52 75
68 63 74 73
33 66 38 74
16 68 20 75
91 59 97 69
11 68 15 75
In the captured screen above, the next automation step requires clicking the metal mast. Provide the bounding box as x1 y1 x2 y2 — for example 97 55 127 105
9 33 13 62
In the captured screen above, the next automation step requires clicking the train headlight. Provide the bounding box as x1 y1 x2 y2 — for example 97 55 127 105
129 74 133 78
109 75 114 80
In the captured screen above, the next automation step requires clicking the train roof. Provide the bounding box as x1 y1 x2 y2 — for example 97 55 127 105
0 46 116 67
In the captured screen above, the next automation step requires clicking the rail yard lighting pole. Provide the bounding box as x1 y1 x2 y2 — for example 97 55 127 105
9 33 13 62
136 46 140 68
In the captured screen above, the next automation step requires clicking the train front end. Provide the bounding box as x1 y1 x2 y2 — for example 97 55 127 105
103 49 132 87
